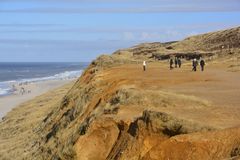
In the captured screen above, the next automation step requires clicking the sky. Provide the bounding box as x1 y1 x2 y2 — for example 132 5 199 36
0 0 240 62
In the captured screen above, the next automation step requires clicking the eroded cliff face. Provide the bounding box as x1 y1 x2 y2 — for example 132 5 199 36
73 110 240 160
27 53 240 160
30 55 140 159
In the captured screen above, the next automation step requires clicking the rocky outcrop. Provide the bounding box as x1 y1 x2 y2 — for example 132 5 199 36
131 111 240 160
69 109 240 160
74 117 120 160
143 127 240 160
105 110 215 160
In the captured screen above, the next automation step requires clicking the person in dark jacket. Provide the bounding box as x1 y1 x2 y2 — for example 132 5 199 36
170 58 174 70
177 57 182 68
200 58 205 71
174 57 178 68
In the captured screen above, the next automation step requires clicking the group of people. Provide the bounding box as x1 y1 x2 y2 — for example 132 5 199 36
170 57 206 72
12 84 31 95
20 87 31 95
192 58 205 72
142 57 206 72
170 57 182 69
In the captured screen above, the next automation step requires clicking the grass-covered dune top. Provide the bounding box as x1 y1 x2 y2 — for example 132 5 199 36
114 26 240 60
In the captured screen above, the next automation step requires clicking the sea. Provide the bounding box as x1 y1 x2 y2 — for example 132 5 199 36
0 62 89 97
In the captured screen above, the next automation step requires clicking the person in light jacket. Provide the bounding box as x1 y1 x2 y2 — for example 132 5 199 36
192 58 198 72
143 61 146 71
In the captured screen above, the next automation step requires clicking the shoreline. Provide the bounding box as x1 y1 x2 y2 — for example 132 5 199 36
0 69 84 97
0 78 76 120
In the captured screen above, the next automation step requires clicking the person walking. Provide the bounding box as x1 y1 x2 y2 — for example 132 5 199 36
20 87 25 95
143 61 146 71
170 58 174 70
174 57 178 68
200 58 205 71
192 58 198 72
177 57 182 68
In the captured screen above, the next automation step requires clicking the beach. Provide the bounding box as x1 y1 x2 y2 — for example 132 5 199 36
0 62 88 120
0 79 75 120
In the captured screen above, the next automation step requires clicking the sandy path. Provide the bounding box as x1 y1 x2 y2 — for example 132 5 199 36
102 61 240 128
0 79 76 120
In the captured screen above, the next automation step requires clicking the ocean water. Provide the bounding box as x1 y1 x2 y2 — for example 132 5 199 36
0 62 89 96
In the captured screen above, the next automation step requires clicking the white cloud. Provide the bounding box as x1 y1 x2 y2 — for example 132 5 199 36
140 32 161 40
123 32 135 40
165 30 181 37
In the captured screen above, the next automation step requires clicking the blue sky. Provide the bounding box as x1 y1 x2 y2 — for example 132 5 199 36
0 0 239 62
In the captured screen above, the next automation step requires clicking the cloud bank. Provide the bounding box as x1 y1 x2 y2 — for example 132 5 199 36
0 0 239 13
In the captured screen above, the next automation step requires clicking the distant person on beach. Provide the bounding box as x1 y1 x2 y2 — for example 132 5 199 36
174 57 178 68
177 57 182 68
20 87 25 95
143 61 146 71
200 58 205 71
170 58 174 70
192 58 198 72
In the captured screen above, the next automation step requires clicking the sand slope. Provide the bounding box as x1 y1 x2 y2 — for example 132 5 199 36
0 82 74 159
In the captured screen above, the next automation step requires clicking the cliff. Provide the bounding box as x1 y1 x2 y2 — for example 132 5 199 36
1 26 240 160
